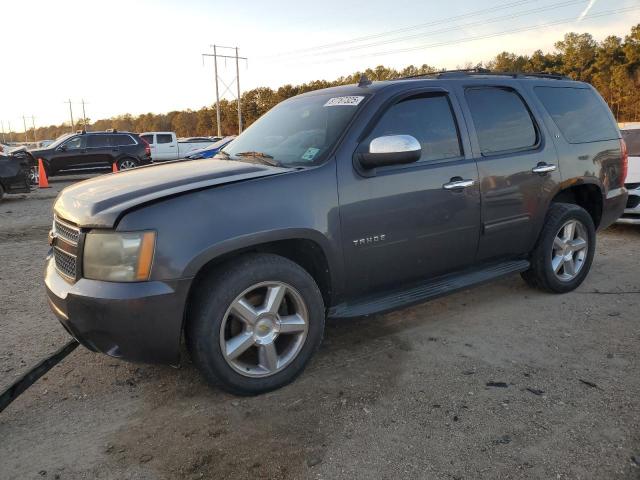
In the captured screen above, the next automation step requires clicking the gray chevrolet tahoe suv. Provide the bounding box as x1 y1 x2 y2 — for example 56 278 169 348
45 71 628 395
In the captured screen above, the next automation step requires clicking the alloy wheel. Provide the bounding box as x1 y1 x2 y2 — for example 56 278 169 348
119 159 137 170
551 219 589 281
219 281 309 378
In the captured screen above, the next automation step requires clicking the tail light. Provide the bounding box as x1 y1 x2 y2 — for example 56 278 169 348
620 138 628 186
140 137 151 157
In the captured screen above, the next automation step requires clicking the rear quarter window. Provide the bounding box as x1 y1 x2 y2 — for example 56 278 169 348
157 134 173 144
534 87 618 144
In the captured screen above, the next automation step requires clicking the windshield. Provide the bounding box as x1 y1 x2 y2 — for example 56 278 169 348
46 133 74 150
222 92 367 167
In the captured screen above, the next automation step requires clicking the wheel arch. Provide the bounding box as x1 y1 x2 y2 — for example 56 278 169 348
184 230 337 310
550 181 603 229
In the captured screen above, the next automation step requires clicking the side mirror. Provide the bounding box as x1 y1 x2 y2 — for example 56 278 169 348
57 145 67 152
358 135 421 169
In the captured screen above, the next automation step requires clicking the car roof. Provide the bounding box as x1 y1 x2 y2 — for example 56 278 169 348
295 71 589 100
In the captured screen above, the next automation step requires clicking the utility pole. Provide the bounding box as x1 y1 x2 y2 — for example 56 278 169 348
7 121 12 143
22 116 28 143
235 47 243 133
81 99 88 130
202 45 247 136
213 45 221 137
1 121 5 144
30 116 37 142
65 99 75 132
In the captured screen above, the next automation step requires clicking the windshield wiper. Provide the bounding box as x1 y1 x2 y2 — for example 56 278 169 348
234 151 274 159
233 151 282 167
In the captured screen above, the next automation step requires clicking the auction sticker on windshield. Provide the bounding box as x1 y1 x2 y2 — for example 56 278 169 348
301 147 320 161
324 96 364 107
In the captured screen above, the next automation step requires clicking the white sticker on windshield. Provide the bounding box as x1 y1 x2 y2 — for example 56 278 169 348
324 96 364 107
301 147 320 161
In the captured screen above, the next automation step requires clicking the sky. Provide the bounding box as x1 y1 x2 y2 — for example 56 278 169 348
1 0 639 131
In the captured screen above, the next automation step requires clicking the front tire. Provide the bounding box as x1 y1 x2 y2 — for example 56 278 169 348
186 254 325 395
521 203 596 293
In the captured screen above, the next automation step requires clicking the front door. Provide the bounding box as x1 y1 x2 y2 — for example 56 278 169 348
155 133 177 161
456 84 561 261
51 135 86 173
337 92 481 298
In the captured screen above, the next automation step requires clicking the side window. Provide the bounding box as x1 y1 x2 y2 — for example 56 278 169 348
62 136 84 150
465 87 537 155
86 135 110 148
535 87 619 144
157 134 173 144
115 135 135 146
368 95 462 163
140 134 154 145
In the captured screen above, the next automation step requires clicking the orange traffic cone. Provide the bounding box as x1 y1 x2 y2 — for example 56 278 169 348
38 158 50 188
112 162 118 173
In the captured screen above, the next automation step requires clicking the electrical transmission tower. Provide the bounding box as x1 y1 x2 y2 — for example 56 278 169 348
202 45 247 137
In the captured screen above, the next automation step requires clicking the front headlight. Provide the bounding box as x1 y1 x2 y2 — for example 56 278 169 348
83 231 156 282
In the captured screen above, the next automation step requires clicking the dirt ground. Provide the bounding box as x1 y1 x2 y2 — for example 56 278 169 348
1 176 639 480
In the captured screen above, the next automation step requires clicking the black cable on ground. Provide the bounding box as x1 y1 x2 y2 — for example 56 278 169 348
0 339 79 413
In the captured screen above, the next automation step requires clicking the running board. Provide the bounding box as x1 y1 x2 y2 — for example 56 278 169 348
328 259 530 319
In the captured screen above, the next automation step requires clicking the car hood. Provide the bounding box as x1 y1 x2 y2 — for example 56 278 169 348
54 159 289 228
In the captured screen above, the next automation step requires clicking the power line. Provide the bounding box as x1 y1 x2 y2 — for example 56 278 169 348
281 5 640 67
272 0 588 62
268 0 542 58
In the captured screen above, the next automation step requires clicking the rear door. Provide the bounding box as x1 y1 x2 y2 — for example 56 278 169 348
457 84 560 261
337 91 481 297
83 134 111 168
155 133 177 161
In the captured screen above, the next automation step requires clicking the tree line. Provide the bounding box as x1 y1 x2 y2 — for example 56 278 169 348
7 24 640 143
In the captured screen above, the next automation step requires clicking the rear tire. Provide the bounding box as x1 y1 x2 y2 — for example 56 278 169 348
0 183 4 202
116 157 139 170
521 202 595 293
186 253 325 395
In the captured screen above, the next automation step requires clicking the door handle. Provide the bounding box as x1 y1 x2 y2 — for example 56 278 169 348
443 178 475 190
532 163 557 174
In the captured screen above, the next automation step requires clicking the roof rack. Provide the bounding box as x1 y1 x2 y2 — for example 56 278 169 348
400 68 570 81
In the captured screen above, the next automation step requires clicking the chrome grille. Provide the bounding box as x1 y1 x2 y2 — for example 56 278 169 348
54 248 77 279
54 217 80 245
52 216 81 281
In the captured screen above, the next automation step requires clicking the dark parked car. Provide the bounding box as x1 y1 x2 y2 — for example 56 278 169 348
30 130 151 177
45 71 628 395
0 150 32 200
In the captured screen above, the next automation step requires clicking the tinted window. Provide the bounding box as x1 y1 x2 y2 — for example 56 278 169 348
140 134 154 144
621 129 640 156
466 87 537 155
535 87 618 144
62 136 84 150
157 134 173 144
87 135 110 148
369 95 461 162
112 135 135 146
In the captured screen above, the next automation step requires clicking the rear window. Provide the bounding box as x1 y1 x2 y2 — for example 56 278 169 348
465 87 537 156
534 87 618 144
157 134 173 144
621 129 640 156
